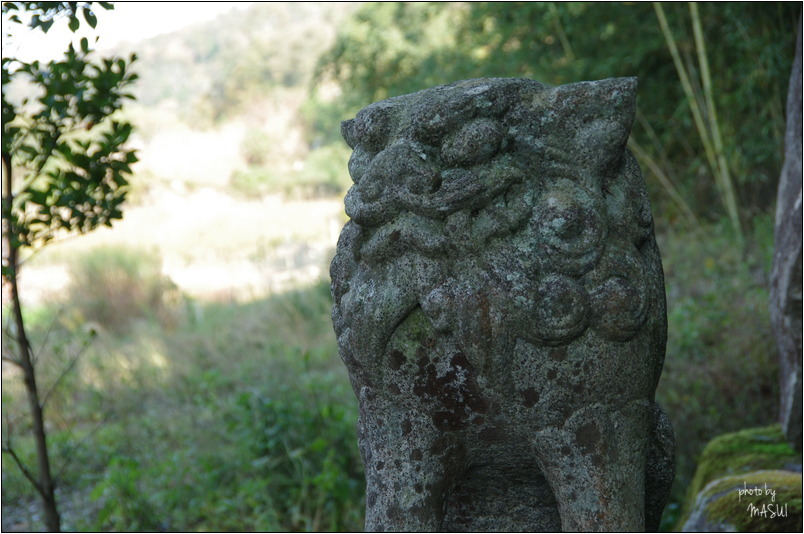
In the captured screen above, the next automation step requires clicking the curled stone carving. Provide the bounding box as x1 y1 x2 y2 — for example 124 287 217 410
331 77 675 532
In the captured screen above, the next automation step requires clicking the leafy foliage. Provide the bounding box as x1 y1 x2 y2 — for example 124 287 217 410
656 216 780 520
2 2 139 252
2 279 365 532
110 3 352 124
231 141 351 199
3 1 110 33
314 2 799 229
225 380 364 531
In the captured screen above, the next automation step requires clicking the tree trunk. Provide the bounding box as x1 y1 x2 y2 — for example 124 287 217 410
3 155 61 532
770 14 803 452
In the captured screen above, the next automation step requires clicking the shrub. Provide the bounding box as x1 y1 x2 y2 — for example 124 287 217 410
66 246 180 334
224 377 364 531
229 165 283 198
230 142 351 199
89 456 163 531
240 127 274 166
292 143 352 196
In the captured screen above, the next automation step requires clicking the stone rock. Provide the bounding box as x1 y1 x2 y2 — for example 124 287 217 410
677 425 802 532
771 17 803 452
331 77 675 532
681 471 802 533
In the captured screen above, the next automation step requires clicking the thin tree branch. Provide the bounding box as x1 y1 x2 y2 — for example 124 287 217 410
34 306 65 367
3 125 61 533
2 443 45 497
52 414 110 485
2 327 20 343
636 106 671 169
628 138 700 227
41 333 92 409
548 2 575 62
2 354 24 368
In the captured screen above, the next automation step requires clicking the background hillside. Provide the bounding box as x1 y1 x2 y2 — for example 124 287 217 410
2 2 800 531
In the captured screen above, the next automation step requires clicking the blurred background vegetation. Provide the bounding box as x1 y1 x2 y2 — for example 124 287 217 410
2 2 800 531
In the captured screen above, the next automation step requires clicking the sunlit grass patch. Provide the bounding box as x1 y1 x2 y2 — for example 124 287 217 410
3 271 364 531
64 245 181 335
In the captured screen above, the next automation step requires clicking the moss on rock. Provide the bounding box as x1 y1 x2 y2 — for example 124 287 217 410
682 470 801 532
678 425 802 531
689 425 800 495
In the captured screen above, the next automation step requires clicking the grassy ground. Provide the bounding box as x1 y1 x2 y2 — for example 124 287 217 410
3 116 362 529
2 279 364 532
17 188 346 304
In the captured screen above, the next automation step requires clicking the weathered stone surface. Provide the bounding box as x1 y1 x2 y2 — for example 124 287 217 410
771 19 803 452
331 77 675 532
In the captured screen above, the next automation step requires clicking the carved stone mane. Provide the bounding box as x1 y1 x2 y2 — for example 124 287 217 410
331 77 675 532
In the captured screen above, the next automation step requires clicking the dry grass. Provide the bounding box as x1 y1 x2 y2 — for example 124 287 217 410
17 104 349 305
20 190 346 303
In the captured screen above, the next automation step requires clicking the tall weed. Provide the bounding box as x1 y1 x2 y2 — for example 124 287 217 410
58 281 364 532
66 246 180 334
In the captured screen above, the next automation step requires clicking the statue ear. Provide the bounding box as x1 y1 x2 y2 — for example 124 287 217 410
341 119 358 149
343 100 400 152
546 77 638 173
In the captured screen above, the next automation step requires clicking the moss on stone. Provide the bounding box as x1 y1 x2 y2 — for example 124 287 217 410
677 425 802 530
689 425 800 497
690 471 802 532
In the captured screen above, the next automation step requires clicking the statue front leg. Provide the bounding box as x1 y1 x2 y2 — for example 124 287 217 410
533 402 650 532
357 388 460 532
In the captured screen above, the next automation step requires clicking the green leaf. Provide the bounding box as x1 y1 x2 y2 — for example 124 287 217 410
310 437 329 452
68 15 79 32
83 7 97 29
89 481 106 502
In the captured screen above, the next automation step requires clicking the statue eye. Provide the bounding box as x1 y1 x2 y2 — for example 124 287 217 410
441 118 503 167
